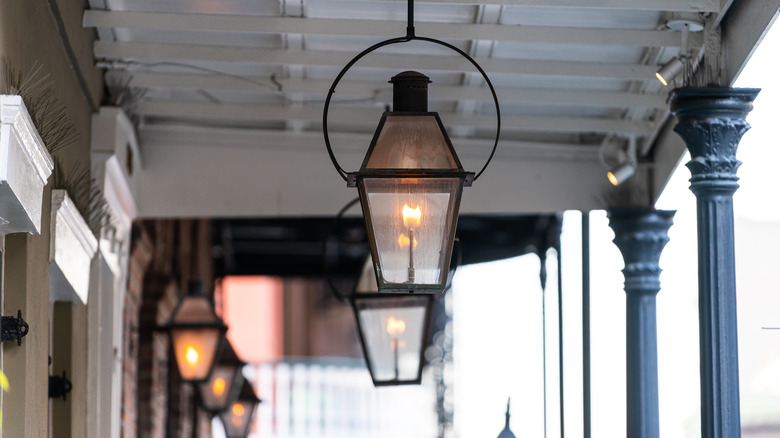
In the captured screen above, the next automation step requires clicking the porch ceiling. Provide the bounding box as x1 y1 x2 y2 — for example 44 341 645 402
83 0 777 217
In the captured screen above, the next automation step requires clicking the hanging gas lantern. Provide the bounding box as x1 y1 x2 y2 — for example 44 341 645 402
322 0 500 294
351 258 433 385
217 380 261 438
351 71 470 293
198 340 245 414
164 279 227 383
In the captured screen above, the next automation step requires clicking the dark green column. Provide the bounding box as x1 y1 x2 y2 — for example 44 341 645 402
608 208 674 438
670 87 759 438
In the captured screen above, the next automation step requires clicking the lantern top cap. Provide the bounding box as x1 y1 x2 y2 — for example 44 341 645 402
219 340 245 366
188 278 205 297
236 380 261 404
390 71 431 85
390 70 432 113
167 280 226 327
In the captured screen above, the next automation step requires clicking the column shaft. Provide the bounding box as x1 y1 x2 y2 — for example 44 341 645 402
608 207 674 438
670 86 760 438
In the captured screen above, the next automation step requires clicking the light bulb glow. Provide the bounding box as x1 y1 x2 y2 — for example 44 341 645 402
232 403 245 416
386 317 407 334
402 205 421 228
212 377 226 395
607 171 619 186
185 346 199 365
655 72 669 86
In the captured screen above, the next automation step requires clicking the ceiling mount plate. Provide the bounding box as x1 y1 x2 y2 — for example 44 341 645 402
667 20 704 32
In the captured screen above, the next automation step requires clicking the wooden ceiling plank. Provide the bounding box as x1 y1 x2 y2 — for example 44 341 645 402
365 0 719 12
140 123 601 161
84 11 699 48
135 99 652 135
114 71 665 108
95 41 659 80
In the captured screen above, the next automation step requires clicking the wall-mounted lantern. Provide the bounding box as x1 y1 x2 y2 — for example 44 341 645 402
217 380 261 438
198 341 245 414
164 279 227 383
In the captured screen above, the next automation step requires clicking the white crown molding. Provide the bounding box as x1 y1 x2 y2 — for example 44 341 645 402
0 95 55 235
91 107 140 272
49 189 98 304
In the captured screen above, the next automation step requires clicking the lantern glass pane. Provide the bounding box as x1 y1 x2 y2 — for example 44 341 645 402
171 327 222 381
219 401 257 438
362 177 461 289
355 296 428 382
366 115 457 170
199 365 242 412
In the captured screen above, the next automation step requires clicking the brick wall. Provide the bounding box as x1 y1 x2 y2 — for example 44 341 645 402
121 220 214 438
121 225 153 438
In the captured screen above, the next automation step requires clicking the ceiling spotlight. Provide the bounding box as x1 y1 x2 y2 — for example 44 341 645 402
607 161 637 186
655 57 685 86
607 136 638 186
655 19 703 86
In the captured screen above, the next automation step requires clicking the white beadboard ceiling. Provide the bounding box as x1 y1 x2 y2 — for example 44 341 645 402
83 0 779 217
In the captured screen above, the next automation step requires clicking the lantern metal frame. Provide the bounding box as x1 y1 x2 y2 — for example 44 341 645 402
351 292 434 386
217 379 261 438
322 0 499 294
164 279 228 384
197 340 246 415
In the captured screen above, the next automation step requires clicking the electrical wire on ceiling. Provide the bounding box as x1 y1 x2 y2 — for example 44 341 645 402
97 59 383 106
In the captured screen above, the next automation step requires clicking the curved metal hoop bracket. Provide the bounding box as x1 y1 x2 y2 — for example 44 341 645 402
323 36 501 182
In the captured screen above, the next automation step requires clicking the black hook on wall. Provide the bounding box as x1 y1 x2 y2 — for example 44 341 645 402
49 370 73 401
1 310 29 346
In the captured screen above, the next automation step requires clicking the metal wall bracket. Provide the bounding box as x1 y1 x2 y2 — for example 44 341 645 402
1 310 29 346
49 370 73 401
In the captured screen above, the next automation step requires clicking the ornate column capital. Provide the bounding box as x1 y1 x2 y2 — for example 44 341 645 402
608 208 675 294
669 87 759 191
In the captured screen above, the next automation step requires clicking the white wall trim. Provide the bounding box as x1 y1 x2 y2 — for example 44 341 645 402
49 189 98 304
0 95 54 235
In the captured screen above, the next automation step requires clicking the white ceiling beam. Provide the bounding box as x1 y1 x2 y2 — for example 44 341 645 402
84 11 698 48
135 100 652 135
139 124 601 162
95 41 659 80
721 0 780 83
112 71 666 108
363 0 719 12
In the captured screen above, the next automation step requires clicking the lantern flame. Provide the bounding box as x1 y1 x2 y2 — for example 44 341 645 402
185 346 199 365
232 403 245 426
402 205 421 228
397 234 418 248
386 317 406 334
213 377 226 396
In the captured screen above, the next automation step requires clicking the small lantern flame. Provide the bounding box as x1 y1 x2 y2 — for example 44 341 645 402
185 346 199 365
386 317 407 334
213 377 226 396
232 402 245 426
402 205 421 228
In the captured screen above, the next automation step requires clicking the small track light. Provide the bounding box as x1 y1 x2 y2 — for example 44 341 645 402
608 161 637 186
656 57 684 86
607 135 638 186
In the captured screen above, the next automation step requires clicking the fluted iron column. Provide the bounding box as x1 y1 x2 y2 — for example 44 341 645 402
608 208 674 438
670 87 759 438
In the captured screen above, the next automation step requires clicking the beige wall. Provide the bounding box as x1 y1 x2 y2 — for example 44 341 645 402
0 0 102 436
